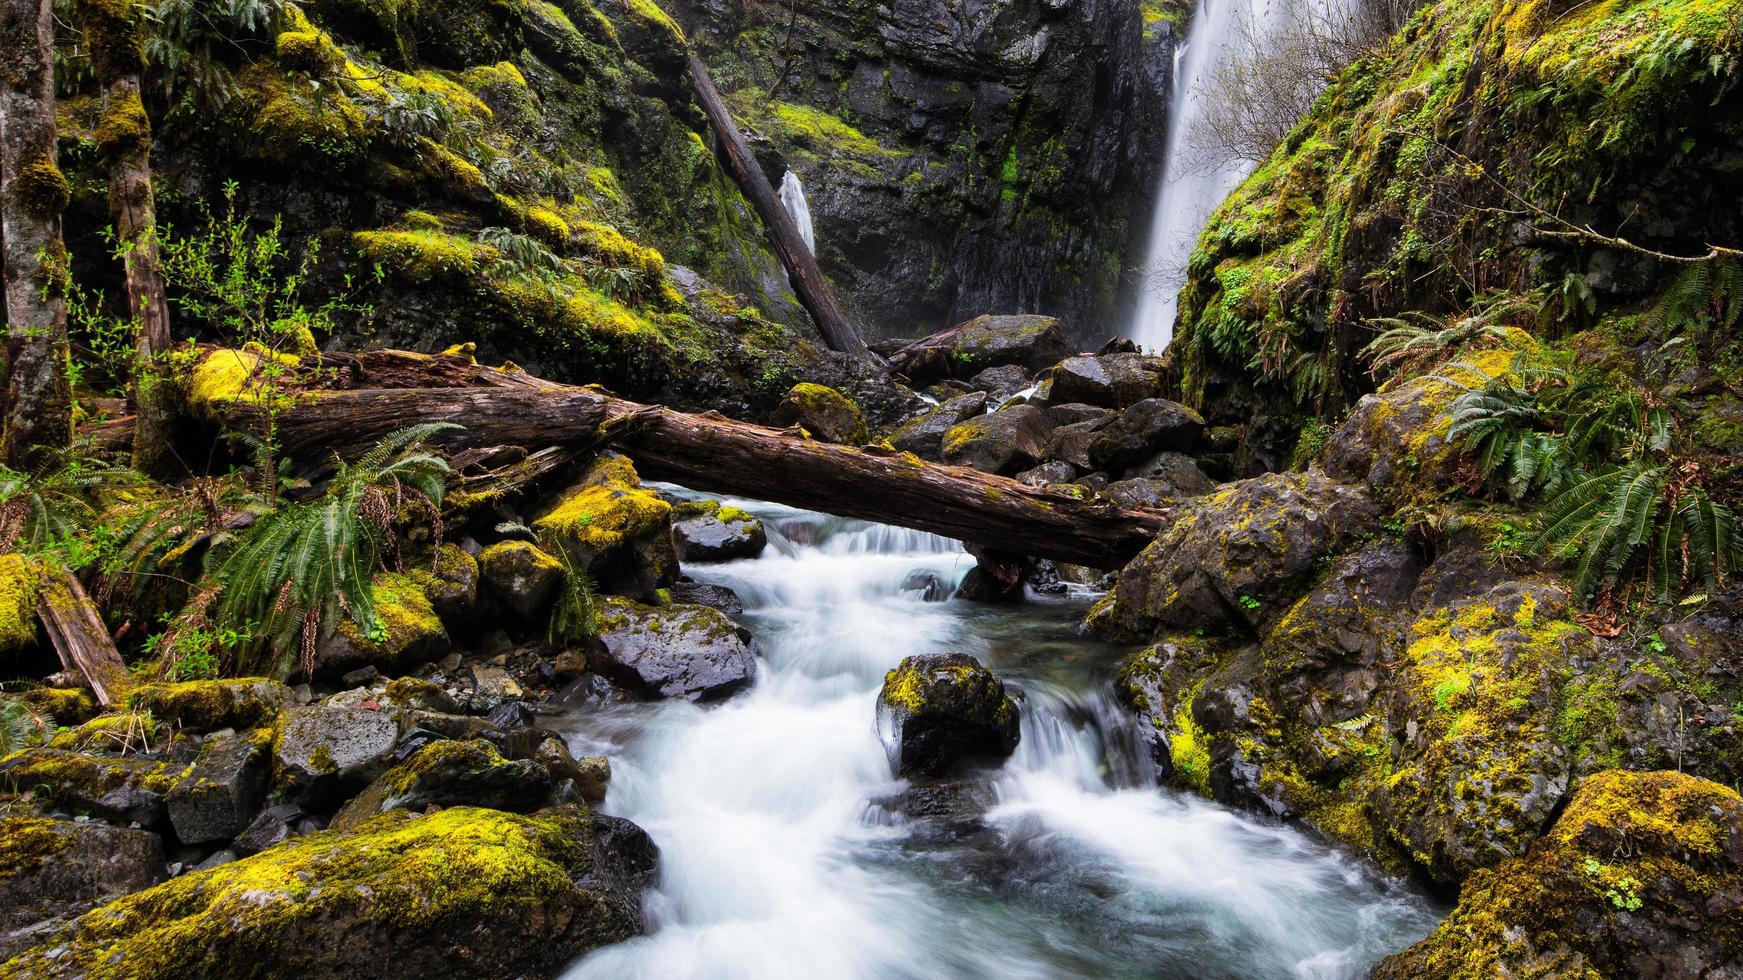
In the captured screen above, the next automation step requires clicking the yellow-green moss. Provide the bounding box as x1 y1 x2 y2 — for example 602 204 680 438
183 347 302 419
94 90 150 161
622 0 683 42
127 678 287 731
47 711 161 753
462 61 528 90
237 65 369 164
274 27 345 73
761 101 893 159
0 554 43 654
335 572 448 665
20 687 97 725
575 221 663 278
0 816 74 881
423 141 489 194
535 456 671 555
353 229 492 283
16 158 70 218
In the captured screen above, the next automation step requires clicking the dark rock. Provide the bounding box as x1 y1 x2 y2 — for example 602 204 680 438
1044 402 1113 427
1086 398 1206 472
889 391 988 461
967 364 1034 401
0 750 183 830
1125 451 1216 494
407 543 480 622
271 705 401 808
340 666 381 687
534 455 676 596
877 653 1020 777
0 818 165 961
485 701 536 730
887 314 1074 383
772 382 869 444
954 565 1026 603
1374 770 1743 979
231 804 301 857
1046 418 1108 469
0 805 658 978
941 404 1054 475
1101 478 1180 510
535 737 611 806
670 500 767 562
477 540 565 620
330 739 553 830
166 733 271 845
1047 353 1165 408
591 598 757 701
1014 460 1077 487
899 570 951 602
667 581 746 617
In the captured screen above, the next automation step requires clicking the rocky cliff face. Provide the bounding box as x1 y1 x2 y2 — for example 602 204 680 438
670 0 1173 343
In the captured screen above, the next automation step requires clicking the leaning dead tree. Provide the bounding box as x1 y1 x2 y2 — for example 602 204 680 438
210 351 1167 567
686 51 873 362
38 571 131 706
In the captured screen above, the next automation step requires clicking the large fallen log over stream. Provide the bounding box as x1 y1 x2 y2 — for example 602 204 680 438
211 353 1168 568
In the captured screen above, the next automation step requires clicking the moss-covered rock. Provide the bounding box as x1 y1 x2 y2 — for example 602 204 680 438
591 597 756 700
0 817 165 963
0 805 657 979
1374 769 1743 979
331 738 551 830
669 499 767 562
772 382 870 444
127 678 291 732
19 687 98 726
271 704 401 808
0 749 187 829
477 539 565 619
317 572 451 679
535 454 675 594
941 403 1054 475
877 653 1020 777
405 542 480 622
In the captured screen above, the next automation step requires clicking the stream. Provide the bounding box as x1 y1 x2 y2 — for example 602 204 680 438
557 496 1441 979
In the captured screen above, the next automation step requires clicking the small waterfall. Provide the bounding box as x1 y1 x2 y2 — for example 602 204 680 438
1128 0 1347 351
779 171 817 254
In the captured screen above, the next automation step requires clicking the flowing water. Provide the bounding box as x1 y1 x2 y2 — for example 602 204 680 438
559 497 1440 980
780 171 818 254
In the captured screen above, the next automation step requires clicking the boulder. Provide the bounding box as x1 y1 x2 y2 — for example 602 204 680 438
535 454 676 595
0 806 657 979
1373 770 1743 979
128 678 290 732
889 391 988 460
877 654 1020 777
590 599 757 701
667 581 745 617
1043 402 1112 428
887 314 1073 383
316 573 451 679
0 818 165 961
0 750 184 829
535 736 610 805
1047 352 1164 408
1125 451 1216 495
381 676 462 713
271 705 401 808
459 664 525 714
405 543 480 622
1045 418 1109 470
1085 398 1206 472
331 739 552 830
772 382 869 444
165 733 271 845
231 803 302 857
1088 470 1381 638
967 364 1033 401
478 540 564 619
941 404 1054 475
669 500 767 562
1101 478 1182 510
1014 459 1077 487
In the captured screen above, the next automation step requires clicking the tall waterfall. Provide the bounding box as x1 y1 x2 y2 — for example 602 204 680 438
779 171 817 254
1129 0 1317 352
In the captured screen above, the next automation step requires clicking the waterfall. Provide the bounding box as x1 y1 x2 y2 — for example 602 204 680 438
779 171 817 254
1128 0 1340 352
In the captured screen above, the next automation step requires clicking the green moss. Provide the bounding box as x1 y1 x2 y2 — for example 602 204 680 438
236 65 370 165
353 229 493 283
16 158 70 218
47 711 161 752
20 687 97 725
535 455 671 555
94 90 150 161
127 678 287 731
81 0 147 77
183 347 301 420
1169 697 1212 794
760 101 895 160
0 817 74 882
0 554 43 654
334 572 448 666
575 220 663 278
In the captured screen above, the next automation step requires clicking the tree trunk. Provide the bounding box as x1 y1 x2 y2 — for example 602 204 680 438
221 365 1169 568
82 0 174 476
38 570 131 706
686 51 873 362
0 0 74 470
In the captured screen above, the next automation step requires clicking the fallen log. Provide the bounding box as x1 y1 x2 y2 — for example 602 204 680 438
38 570 131 706
686 52 873 363
221 373 1169 568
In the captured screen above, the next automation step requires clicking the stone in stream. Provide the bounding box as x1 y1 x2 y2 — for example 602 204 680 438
590 598 757 701
877 654 1020 777
890 391 989 461
669 499 767 562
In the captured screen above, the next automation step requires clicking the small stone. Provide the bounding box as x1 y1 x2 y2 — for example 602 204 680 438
478 540 564 620
877 653 1020 777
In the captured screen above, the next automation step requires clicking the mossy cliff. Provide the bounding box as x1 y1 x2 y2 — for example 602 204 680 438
668 0 1171 341
0 805 655 979
1173 0 1743 424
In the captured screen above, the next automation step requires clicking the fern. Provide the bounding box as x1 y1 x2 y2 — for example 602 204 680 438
198 423 458 678
1361 292 1538 376
544 541 600 646
0 696 50 756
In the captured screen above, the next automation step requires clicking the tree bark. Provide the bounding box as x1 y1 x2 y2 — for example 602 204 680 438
81 0 174 476
0 0 74 470
686 51 873 362
38 570 131 706
221 367 1169 568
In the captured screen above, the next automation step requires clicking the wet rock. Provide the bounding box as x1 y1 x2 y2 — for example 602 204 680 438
0 750 183 829
1088 470 1381 638
478 540 565 620
0 805 657 978
886 314 1073 384
459 664 525 714
899 570 951 602
670 500 767 562
535 455 676 595
315 572 451 679
331 739 552 830
1045 418 1109 470
405 543 480 622
877 653 1020 777
890 391 988 461
967 364 1034 402
667 581 745 617
1086 398 1205 472
271 705 401 808
773 382 869 444
1043 402 1113 428
0 818 165 961
1373 770 1743 979
941 404 1054 475
128 678 290 733
1014 460 1077 487
166 733 270 845
1047 352 1165 408
535 736 610 805
591 598 757 701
